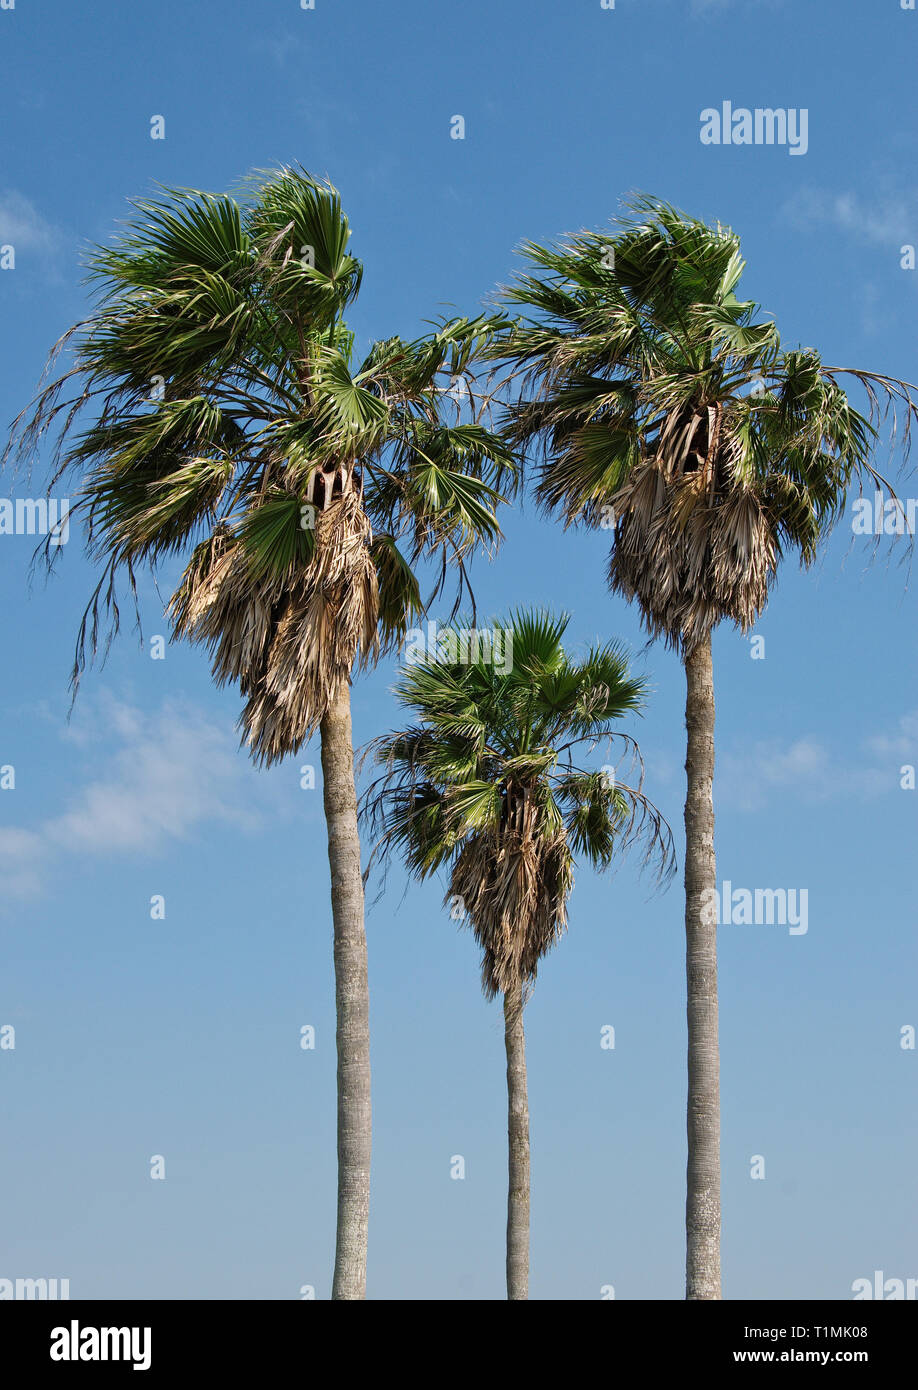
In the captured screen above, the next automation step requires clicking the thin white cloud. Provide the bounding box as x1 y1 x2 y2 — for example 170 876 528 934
717 713 918 811
254 32 308 68
783 189 915 247
0 827 44 898
864 710 918 761
0 190 60 253
0 697 265 901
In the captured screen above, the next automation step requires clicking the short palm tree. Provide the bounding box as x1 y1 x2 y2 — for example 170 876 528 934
491 197 918 1298
8 167 515 1299
364 610 673 1298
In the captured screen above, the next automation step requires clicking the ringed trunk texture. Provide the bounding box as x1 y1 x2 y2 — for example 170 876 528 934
683 633 721 1300
321 681 371 1300
504 984 530 1300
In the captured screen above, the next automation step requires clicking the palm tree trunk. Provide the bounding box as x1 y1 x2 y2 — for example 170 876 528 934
504 983 530 1300
683 633 721 1299
320 680 371 1300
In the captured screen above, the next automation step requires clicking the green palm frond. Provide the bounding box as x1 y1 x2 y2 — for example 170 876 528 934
369 534 423 645
7 167 514 739
363 608 675 998
489 196 918 654
238 491 315 581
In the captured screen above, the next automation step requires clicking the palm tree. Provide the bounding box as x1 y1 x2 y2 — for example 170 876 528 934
491 197 918 1298
363 610 673 1298
7 167 515 1299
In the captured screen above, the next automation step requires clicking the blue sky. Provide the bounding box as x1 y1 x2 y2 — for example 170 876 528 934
1 0 916 1300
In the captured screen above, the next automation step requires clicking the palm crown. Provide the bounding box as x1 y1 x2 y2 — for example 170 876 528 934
365 611 673 998
492 196 917 652
11 167 516 759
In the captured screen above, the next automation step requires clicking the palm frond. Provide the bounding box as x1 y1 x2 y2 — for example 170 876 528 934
362 608 674 998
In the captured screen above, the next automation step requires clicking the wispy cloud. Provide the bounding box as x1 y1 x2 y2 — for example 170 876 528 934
717 712 918 811
254 31 309 68
781 187 917 332
864 710 918 761
0 827 44 898
783 188 916 247
0 190 60 253
0 697 265 901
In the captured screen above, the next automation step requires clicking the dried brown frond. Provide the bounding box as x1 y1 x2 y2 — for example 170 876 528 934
171 491 379 764
606 399 775 654
449 790 572 1001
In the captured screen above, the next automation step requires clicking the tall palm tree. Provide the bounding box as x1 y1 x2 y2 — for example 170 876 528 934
363 610 673 1298
7 167 515 1299
491 197 918 1298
